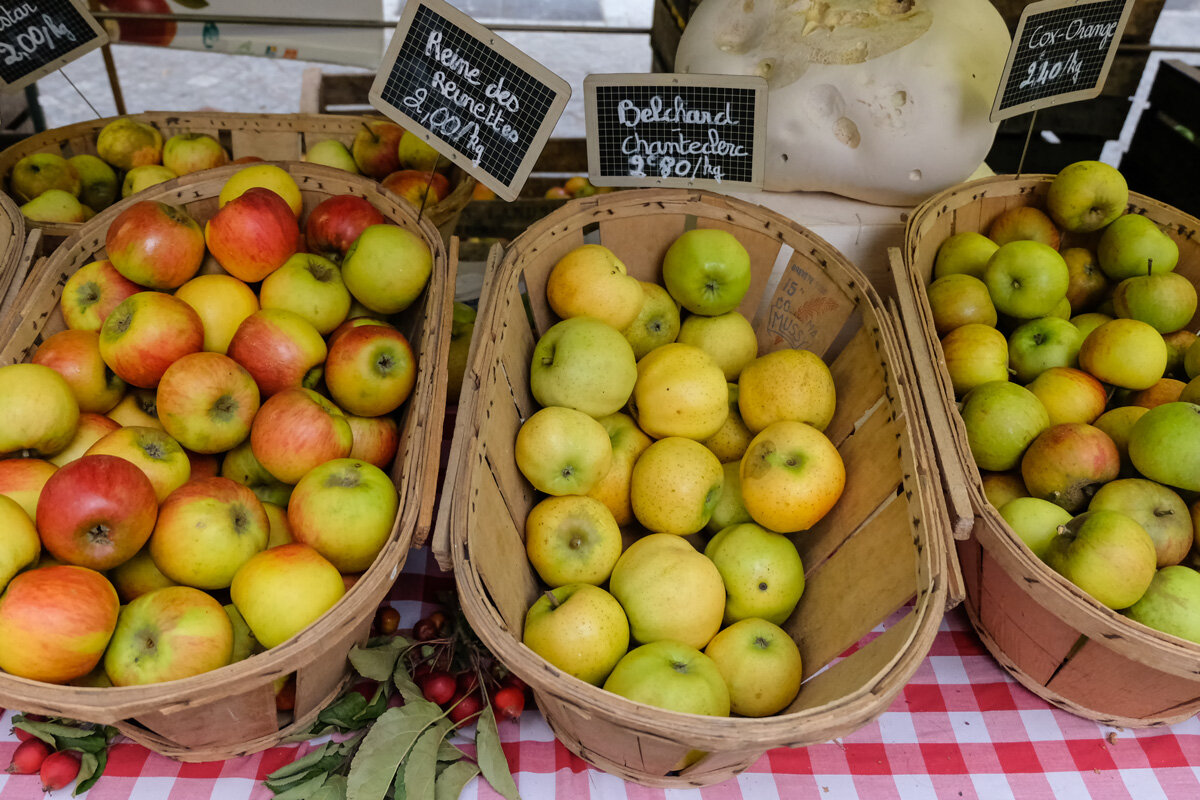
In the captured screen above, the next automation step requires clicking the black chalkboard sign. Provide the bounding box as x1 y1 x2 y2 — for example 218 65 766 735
368 0 570 202
583 74 766 192
0 0 107 94
990 0 1134 122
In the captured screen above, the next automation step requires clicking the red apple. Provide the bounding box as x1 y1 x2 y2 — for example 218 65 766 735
98 291 205 388
226 308 328 397
328 316 392 348
59 260 142 332
249 388 353 484
325 325 417 417
381 169 450 208
185 449 220 483
36 454 158 571
85 425 191 503
0 565 120 684
48 412 122 467
305 194 386 261
0 458 58 520
351 120 404 179
32 329 127 413
105 201 206 290
231 155 265 165
1020 423 1121 513
345 414 400 469
157 352 260 454
204 187 301 282
104 0 176 46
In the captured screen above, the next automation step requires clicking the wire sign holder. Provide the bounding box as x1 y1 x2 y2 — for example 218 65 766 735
368 0 570 203
0 0 108 94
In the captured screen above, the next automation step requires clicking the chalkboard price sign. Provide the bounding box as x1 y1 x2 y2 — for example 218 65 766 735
368 0 570 202
0 0 108 94
584 73 767 192
990 0 1134 122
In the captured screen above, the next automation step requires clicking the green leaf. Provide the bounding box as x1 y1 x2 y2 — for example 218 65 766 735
403 721 453 800
63 734 109 755
435 761 481 800
270 773 330 800
73 751 101 796
392 661 426 705
349 638 406 682
345 704 440 800
357 684 390 723
19 720 97 740
475 706 521 800
310 775 348 800
318 692 369 729
267 743 333 782
437 740 466 763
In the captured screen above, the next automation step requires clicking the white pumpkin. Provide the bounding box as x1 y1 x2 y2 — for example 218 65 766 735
676 0 1011 206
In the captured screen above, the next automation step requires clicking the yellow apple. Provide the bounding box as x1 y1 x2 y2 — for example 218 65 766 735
0 458 58 519
586 412 652 526
523 583 630 686
933 231 999 279
546 244 644 330
218 164 303 216
230 542 346 649
926 273 998 336
515 406 613 496
1079 318 1168 390
108 545 178 603
737 348 836 433
740 420 845 533
630 342 728 440
703 383 755 464
940 323 1009 398
707 460 753 534
621 280 681 360
676 310 758 381
603 640 730 717
980 470 1028 509
630 437 724 536
703 617 802 717
263 501 295 548
1026 366 1108 426
525 495 623 587
0 495 40 593
174 274 260 354
0 363 80 458
48 412 121 467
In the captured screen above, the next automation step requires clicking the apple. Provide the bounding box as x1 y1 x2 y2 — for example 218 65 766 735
20 190 89 223
106 387 162 430
1184 377 1200 405
105 201 206 290
262 502 294 549
303 139 360 173
530 316 638 418
0 457 57 519
446 301 477 403
524 494 622 587
1163 330 1196 379
104 585 233 686
987 206 1061 249
185 449 220 483
36 454 158 571
981 470 1028 509
396 130 441 171
932 231 999 280
85 425 191 503
226 308 328 397
220 439 293 507
926 273 998 336
156 352 260 454
661 228 752 316
1070 311 1113 342
603 640 730 717
621 280 681 360
1092 405 1148 476
49 412 122 467
230 543 346 649
676 310 758 383
585 411 652 526
121 164 177 198
631 436 724 536
351 120 405 179
32 329 126 413
704 522 804 625
707 460 753 534
108 546 177 603
738 348 836 433
1007 316 1083 384
1062 247 1108 314
95 117 162 170
59 260 142 332
1128 402 1200 492
514 405 613 496
69 154 118 212
1112 271 1197 334
259 253 351 335
545 243 645 330
324 324 416 417
1128 378 1186 409
940 322 1009 398
173 273 260 354
249 388 353 485
98 291 205 388
346 414 400 469
1124 566 1200 644
1098 214 1180 280
162 133 228 175
1078 318 1168 391
1044 509 1157 610
0 363 80 458
522 583 629 686
204 187 301 283
959 381 1050 472
703 384 755 464
217 164 303 217
305 194 386 262
287 458 397 573
341 224 434 316
0 494 39 592
381 169 451 207
999 496 1073 560
1026 367 1107 426
1020 423 1119 512
704 617 802 717
1090 478 1192 568
983 241 1070 319
632 342 729 440
1045 160 1128 232
740 420 845 533
9 152 79 201
0 565 120 684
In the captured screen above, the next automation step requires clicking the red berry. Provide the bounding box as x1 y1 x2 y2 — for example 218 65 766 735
411 662 434 682
374 606 401 636
39 749 81 792
427 610 448 633
448 692 483 726
420 671 456 706
412 619 437 641
7 738 51 775
492 686 525 721
456 671 479 695
501 674 528 694
13 727 35 743
350 680 379 702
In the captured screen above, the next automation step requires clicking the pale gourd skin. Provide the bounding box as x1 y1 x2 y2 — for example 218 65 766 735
676 0 1011 206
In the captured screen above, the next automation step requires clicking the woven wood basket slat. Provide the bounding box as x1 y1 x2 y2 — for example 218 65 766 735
0 161 454 761
434 188 953 787
0 191 24 320
895 173 1200 727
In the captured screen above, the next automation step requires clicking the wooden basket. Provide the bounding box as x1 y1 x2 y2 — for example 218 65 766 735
436 188 952 787
895 173 1200 727
0 111 475 246
0 191 25 321
0 161 453 761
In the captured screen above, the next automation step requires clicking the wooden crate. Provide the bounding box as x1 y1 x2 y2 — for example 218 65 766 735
894 174 1200 727
0 111 475 248
0 191 25 322
0 162 453 761
435 189 954 787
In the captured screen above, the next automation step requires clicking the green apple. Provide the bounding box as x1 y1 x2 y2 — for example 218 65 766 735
1045 160 1128 233
9 152 80 201
104 585 233 686
1089 478 1193 568
932 231 998 279
999 496 1072 560
546 244 645 331
1044 509 1157 609
20 189 89 223
447 301 477 403
108 546 176 603
1062 248 1108 314
602 640 730 717
287 458 398 573
303 139 360 173
0 495 40 593
1128 402 1200 492
630 436 724 536
959 381 1050 472
224 603 260 663
661 228 752 316
1163 330 1196 379
609 533 726 649
1098 214 1179 280
530 316 638 418
586 411 652 526
397 130 441 171
121 164 177 198
523 583 630 686
162 133 228 175
706 460 753 534
1020 423 1119 512
230 542 346 649
941 323 1008 398
703 617 802 717
341 224 433 315
1078 318 1168 391
631 342 728 440
220 439 293 507
96 117 163 170
259 253 352 336
525 495 623 587
621 280 680 360
1112 272 1197 334
983 241 1070 319
1124 565 1200 643
1070 312 1113 342
1093 405 1148 476
704 522 804 625
514 405 613 496
926 273 997 336
69 154 118 212
1007 316 1083 384
1185 337 1200 380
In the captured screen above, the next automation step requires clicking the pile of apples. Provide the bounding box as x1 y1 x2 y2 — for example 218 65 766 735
509 231 847 719
0 163 433 690
926 159 1200 640
7 116 457 225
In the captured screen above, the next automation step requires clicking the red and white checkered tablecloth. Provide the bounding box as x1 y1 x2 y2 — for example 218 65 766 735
3 546 1199 800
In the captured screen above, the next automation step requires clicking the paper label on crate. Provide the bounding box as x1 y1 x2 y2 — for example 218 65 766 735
583 73 767 191
990 0 1134 122
0 0 108 94
368 0 571 203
